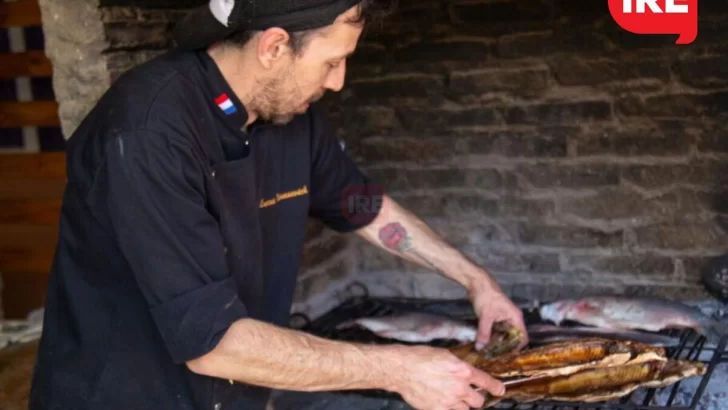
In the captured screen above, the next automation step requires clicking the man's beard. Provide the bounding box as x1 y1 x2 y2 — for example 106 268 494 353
253 71 320 125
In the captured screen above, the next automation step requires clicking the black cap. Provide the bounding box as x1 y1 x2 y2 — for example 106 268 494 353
173 0 364 51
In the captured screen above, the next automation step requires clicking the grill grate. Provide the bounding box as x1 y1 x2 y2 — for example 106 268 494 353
291 283 728 410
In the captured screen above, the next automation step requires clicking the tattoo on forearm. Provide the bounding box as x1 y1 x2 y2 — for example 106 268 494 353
378 222 443 274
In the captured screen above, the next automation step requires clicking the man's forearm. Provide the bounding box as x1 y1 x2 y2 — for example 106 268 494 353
186 317 397 392
355 195 500 293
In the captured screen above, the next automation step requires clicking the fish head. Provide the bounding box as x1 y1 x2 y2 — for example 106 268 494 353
539 300 575 324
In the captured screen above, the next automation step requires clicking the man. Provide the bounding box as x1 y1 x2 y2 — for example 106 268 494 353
29 1 528 409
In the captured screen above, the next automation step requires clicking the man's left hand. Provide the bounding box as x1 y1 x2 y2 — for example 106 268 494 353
468 281 528 351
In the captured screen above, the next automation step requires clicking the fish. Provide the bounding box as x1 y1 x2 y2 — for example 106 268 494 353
449 322 525 361
527 324 682 347
539 296 728 340
480 359 706 408
335 312 477 343
467 338 665 379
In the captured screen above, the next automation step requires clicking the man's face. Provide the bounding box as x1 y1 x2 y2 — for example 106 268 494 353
254 7 364 124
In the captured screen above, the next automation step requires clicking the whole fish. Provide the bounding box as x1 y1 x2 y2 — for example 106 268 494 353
336 312 477 343
468 338 665 379
527 324 682 347
480 359 705 409
539 296 728 339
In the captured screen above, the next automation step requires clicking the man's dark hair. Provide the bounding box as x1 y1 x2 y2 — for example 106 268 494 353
222 0 397 54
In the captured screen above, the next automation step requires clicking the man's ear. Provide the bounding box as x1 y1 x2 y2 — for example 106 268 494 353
256 27 291 68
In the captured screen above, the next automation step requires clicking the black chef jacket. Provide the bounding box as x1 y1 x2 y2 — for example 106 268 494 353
28 48 382 410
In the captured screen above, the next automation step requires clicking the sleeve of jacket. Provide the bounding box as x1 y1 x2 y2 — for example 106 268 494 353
307 104 384 232
99 128 248 365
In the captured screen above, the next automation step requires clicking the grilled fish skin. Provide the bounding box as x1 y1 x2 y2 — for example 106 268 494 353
450 322 525 362
335 312 477 343
539 296 728 340
480 359 705 409
527 324 682 347
468 338 665 379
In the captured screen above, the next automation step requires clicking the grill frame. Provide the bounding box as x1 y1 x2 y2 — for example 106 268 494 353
292 283 728 410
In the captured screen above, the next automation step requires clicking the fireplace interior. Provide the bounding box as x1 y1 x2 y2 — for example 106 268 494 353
1 0 728 409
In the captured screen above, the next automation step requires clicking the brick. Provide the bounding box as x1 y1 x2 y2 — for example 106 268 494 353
105 22 172 50
398 107 501 131
621 164 719 190
450 0 555 24
467 128 570 157
503 100 613 125
621 285 710 300
301 236 349 269
574 125 694 156
634 222 728 251
550 56 670 86
561 188 710 223
434 222 519 246
675 56 728 89
358 137 467 162
328 106 400 139
516 164 620 190
518 224 623 248
698 127 728 153
367 168 502 191
449 65 551 99
498 198 556 220
394 40 491 64
566 254 675 276
497 30 608 58
616 92 728 118
389 193 499 219
349 74 445 104
465 247 561 274
603 21 682 51
677 256 713 279
552 0 610 24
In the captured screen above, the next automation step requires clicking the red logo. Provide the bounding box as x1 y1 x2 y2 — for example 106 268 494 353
608 0 698 44
340 183 384 225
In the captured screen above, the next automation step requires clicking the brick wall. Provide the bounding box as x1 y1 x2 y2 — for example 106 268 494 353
37 0 728 318
319 0 728 304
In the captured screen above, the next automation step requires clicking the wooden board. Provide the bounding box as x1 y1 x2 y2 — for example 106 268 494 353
0 0 42 28
0 152 66 180
0 102 60 128
0 51 53 79
0 153 65 319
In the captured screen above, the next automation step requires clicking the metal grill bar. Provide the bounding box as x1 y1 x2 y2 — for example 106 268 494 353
294 287 728 410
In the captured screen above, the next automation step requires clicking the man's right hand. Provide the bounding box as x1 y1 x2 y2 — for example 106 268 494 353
381 345 505 410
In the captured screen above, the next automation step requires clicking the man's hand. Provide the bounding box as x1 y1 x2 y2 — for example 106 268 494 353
384 345 505 410
468 280 528 351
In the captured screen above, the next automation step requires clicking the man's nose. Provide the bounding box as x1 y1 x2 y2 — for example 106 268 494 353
325 60 346 92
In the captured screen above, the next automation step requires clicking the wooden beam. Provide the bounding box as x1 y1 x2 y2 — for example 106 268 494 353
0 101 60 128
0 245 54 275
0 199 62 225
0 51 53 79
0 0 42 28
0 271 49 319
0 152 66 180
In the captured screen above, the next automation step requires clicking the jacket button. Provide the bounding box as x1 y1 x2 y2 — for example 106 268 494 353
211 171 216 178
223 247 228 255
214 403 221 410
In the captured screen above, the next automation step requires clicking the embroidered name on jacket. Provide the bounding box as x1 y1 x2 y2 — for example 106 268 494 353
259 185 309 208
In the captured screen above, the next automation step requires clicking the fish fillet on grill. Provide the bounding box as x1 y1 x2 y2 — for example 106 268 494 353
452 337 666 379
480 359 706 408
